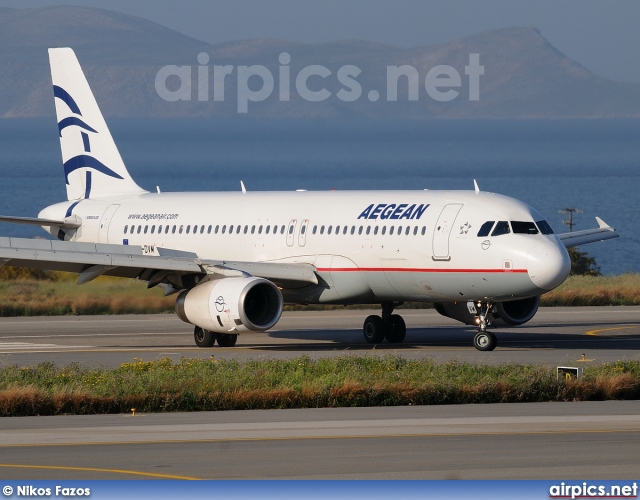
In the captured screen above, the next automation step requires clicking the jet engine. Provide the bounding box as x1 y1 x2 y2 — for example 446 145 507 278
175 277 283 333
434 296 540 327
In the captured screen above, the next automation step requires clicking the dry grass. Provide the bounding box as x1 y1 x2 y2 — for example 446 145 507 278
541 274 640 306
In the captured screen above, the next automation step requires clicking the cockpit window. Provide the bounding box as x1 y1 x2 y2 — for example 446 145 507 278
536 220 554 235
491 221 510 236
511 221 539 234
477 221 495 237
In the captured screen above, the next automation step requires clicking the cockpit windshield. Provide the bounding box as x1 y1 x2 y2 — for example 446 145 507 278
535 220 554 235
511 221 538 234
476 219 554 237
491 221 510 236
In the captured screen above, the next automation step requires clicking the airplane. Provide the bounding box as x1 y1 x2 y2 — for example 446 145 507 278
0 48 619 351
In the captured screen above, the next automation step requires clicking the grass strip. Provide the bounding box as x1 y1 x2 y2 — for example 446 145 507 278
1 356 639 416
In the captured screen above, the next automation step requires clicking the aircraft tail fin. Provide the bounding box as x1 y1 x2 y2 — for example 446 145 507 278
48 47 147 201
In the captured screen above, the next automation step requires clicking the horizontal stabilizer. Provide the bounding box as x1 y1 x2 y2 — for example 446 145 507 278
557 217 619 247
0 215 81 229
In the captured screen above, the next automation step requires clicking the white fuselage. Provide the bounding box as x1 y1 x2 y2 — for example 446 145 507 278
39 189 571 305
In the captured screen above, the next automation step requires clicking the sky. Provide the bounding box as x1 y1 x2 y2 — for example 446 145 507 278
1 0 639 83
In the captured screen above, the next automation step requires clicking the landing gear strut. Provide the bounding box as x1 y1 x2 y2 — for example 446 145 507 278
472 301 497 351
363 302 407 344
193 326 238 348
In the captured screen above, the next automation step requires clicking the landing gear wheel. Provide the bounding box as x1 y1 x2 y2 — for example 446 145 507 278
216 333 238 347
384 314 406 343
363 315 386 344
473 331 497 351
194 326 216 348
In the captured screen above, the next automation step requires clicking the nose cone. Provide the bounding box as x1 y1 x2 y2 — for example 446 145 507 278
527 242 571 291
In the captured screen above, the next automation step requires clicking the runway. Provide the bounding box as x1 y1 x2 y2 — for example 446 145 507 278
1 401 639 479
0 307 639 367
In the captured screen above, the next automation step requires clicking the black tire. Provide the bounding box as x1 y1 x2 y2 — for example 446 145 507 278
217 333 238 347
363 315 386 344
473 331 497 351
194 326 216 348
385 314 406 343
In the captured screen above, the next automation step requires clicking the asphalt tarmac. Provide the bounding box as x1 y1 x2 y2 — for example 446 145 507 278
1 401 639 479
0 307 638 367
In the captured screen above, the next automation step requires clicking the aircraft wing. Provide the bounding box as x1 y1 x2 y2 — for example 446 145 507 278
557 217 619 247
0 237 318 291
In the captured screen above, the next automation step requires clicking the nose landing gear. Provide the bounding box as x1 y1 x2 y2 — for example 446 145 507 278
472 301 497 351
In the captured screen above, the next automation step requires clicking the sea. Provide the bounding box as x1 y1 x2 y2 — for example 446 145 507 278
0 118 638 275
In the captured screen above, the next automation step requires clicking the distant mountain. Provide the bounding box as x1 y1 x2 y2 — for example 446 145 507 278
1 6 639 119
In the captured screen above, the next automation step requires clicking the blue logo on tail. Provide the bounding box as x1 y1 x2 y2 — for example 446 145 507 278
54 85 123 198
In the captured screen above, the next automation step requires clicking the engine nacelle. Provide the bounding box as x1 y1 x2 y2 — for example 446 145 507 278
434 296 540 327
175 277 283 333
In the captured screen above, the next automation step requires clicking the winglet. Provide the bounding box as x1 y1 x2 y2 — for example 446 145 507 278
473 179 480 194
240 181 247 194
595 216 611 229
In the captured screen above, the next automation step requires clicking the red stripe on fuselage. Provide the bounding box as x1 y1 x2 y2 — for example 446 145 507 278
316 268 528 273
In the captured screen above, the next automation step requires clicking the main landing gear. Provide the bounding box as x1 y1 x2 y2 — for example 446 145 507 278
194 326 238 348
472 301 497 351
363 302 407 344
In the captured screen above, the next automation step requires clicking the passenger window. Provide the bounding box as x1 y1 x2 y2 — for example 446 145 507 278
172 225 176 234
151 225 155 234
186 225 190 234
124 225 128 234
251 225 256 234
280 225 285 234
207 225 212 234
389 226 394 235
421 227 426 235
366 226 371 235
237 226 241 234
259 225 263 234
222 225 226 234
351 226 355 235
382 227 386 235
343 226 347 235
229 225 234 233
301 225 306 235
200 225 205 234
137 225 142 234
313 225 317 235
374 227 379 235
491 221 510 236
266 225 270 234
244 225 248 234
320 226 325 235
358 226 363 235
335 225 340 234
413 226 418 235
405 226 410 235
511 221 538 235
477 221 495 237
328 226 332 235
215 225 219 234
536 220 554 235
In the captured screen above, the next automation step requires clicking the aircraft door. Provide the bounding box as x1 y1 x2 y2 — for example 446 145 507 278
98 204 120 243
298 219 309 247
432 203 463 260
286 219 297 247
